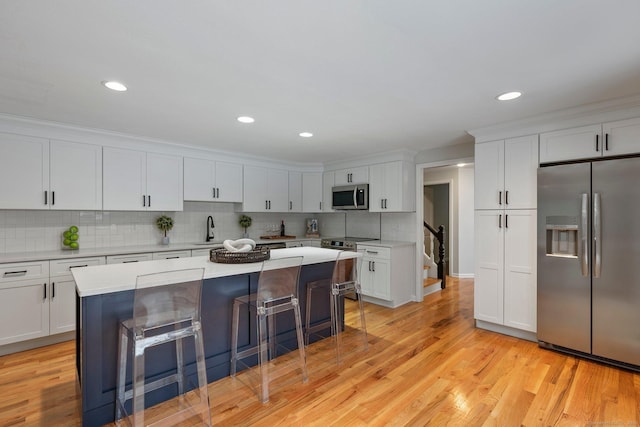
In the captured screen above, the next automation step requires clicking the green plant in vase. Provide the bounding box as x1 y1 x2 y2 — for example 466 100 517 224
156 215 174 245
239 214 252 238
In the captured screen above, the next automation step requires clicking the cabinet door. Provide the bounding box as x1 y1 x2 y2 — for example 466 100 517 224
146 152 183 211
602 117 640 157
49 279 76 334
474 210 504 324
184 157 214 201
360 257 374 296
322 172 335 212
334 166 368 185
370 258 391 300
103 147 146 211
49 140 102 210
368 163 386 212
503 135 538 209
539 124 602 163
474 140 504 210
0 279 49 345
0 133 49 209
503 210 537 332
214 161 243 202
288 171 302 212
302 172 323 212
267 168 289 212
242 165 268 211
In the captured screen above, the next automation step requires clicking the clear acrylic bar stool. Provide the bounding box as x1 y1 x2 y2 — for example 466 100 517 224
332 250 368 364
230 256 307 403
115 268 211 427
305 250 368 363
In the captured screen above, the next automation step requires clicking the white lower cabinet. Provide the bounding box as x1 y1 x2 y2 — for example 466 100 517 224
49 257 105 334
152 250 192 260
474 209 537 333
358 243 414 308
106 253 153 264
0 257 105 348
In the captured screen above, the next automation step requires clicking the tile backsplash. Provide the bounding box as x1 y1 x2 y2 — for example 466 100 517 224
0 203 413 254
0 203 348 254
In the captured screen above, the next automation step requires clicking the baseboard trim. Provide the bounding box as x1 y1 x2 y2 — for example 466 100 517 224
475 320 537 342
450 273 474 279
0 332 75 356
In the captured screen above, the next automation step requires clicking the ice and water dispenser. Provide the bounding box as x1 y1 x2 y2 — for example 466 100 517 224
545 216 579 258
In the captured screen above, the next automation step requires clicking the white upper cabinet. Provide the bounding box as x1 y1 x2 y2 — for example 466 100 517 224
49 140 102 210
302 172 323 212
103 147 183 211
0 133 102 210
475 135 538 210
334 166 368 185
540 117 640 163
288 171 302 212
242 165 289 212
183 157 243 202
369 161 415 212
322 171 335 212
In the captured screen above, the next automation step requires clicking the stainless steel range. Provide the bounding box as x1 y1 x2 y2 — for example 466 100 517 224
320 237 378 251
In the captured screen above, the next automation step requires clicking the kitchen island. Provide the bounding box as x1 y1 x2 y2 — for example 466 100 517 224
73 247 353 427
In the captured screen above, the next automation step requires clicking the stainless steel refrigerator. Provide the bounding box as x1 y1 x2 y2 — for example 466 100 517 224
538 155 640 369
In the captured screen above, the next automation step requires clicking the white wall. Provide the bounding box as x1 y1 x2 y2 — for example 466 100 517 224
457 166 475 277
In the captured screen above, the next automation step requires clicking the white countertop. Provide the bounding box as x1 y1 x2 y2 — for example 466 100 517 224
72 247 357 297
0 237 322 264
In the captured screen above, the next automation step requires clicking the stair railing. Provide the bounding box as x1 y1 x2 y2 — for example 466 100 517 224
423 221 446 289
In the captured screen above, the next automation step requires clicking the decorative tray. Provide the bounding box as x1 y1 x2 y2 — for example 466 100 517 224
210 247 270 264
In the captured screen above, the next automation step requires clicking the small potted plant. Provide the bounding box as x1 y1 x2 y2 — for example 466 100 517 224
239 214 252 238
156 215 174 245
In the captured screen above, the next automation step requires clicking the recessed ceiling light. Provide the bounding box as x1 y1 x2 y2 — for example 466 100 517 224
299 132 313 138
102 81 127 92
237 116 255 123
496 91 522 101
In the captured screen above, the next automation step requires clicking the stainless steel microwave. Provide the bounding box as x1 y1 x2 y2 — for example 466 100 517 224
332 184 369 210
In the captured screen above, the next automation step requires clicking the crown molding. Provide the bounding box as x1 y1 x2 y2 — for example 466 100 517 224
468 93 640 143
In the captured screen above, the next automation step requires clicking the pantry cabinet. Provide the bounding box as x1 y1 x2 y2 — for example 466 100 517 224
539 117 640 164
103 147 183 211
183 157 243 202
0 134 102 210
242 165 288 212
474 209 537 332
474 135 538 210
369 161 415 212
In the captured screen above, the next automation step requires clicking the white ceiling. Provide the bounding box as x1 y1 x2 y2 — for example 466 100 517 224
2 1 640 164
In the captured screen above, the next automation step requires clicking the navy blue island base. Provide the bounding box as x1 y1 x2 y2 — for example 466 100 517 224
76 261 336 427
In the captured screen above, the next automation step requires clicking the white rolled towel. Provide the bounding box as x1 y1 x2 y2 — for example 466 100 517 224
223 238 256 253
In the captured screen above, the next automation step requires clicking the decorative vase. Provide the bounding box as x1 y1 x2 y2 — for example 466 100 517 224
243 231 249 238
162 236 170 245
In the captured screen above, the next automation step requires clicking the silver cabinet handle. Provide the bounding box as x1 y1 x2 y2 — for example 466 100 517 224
580 193 589 277
593 192 602 278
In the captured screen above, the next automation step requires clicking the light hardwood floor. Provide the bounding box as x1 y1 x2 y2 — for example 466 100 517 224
2 277 640 426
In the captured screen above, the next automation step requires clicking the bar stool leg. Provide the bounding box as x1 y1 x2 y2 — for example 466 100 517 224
230 299 240 376
115 323 128 422
304 283 313 345
356 284 368 350
258 309 269 403
193 324 211 425
132 343 145 427
292 298 308 382
175 336 184 394
332 289 343 364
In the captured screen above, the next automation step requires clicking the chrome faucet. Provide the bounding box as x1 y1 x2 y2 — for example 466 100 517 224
206 216 215 242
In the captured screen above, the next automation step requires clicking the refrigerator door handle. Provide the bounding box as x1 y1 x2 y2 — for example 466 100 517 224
580 193 589 277
593 192 602 278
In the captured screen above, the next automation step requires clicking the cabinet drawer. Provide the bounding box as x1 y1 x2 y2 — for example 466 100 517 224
106 253 153 264
358 246 391 259
152 250 191 260
0 261 49 283
50 256 106 277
